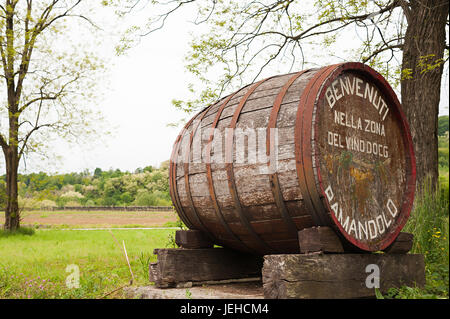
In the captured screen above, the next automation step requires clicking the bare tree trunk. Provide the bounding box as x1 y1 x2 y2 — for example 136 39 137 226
3 147 20 231
401 0 449 190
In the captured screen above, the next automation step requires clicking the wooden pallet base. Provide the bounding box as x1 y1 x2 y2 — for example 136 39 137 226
262 253 425 299
149 248 263 288
149 229 421 298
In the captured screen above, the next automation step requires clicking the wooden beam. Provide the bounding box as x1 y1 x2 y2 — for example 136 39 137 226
298 226 344 253
150 248 263 288
262 253 425 299
175 230 214 249
383 232 414 254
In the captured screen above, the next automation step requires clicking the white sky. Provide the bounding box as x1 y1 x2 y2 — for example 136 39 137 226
8 3 450 175
55 20 192 173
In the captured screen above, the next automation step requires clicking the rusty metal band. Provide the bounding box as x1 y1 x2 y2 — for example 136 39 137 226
295 66 337 226
183 106 218 239
169 111 205 229
267 71 309 236
205 92 254 253
301 64 343 226
169 122 194 228
225 77 278 254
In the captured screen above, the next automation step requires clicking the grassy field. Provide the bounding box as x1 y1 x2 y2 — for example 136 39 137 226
0 210 180 298
0 228 176 298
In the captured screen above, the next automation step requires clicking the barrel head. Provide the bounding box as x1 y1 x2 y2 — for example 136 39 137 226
311 63 416 251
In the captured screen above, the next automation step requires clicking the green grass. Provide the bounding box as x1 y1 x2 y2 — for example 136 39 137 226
384 176 449 299
0 226 35 237
0 228 175 299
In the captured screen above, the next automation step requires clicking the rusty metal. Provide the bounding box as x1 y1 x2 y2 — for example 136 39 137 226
169 107 210 229
169 118 196 229
301 64 341 227
225 77 278 254
267 71 309 237
183 105 217 239
295 65 336 226
204 92 254 253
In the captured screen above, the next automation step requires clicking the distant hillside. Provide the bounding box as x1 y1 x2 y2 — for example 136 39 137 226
0 161 171 209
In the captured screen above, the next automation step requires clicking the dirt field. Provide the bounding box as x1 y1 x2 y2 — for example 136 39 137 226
0 210 179 228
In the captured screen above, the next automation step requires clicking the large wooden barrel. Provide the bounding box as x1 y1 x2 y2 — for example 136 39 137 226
169 62 416 255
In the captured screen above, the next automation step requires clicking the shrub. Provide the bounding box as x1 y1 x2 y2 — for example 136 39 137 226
84 199 95 207
134 191 158 206
120 192 134 205
60 191 84 199
18 196 40 210
64 200 82 207
0 226 35 237
133 190 170 206
38 199 57 209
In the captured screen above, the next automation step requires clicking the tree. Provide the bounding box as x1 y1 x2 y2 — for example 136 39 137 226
94 167 103 178
0 1 109 231
122 0 449 190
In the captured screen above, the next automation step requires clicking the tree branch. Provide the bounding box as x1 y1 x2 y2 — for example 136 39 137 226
290 1 399 41
362 43 404 63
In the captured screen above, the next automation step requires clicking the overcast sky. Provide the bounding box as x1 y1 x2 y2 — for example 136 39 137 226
9 4 450 175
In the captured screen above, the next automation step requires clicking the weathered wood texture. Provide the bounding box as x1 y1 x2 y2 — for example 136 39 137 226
262 253 425 299
175 230 213 249
298 226 344 253
169 62 416 255
383 232 414 254
149 248 263 288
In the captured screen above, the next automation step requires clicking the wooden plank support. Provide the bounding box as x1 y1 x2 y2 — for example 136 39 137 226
383 232 414 254
298 226 344 253
262 253 425 299
149 248 263 288
175 230 214 249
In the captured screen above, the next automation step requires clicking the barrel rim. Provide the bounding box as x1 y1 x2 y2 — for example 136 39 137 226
311 62 416 251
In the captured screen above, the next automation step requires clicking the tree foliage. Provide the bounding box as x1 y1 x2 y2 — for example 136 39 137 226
0 1 109 160
117 0 448 112
0 161 171 209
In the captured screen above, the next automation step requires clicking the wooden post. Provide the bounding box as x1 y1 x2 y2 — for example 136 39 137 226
150 248 263 288
262 253 425 299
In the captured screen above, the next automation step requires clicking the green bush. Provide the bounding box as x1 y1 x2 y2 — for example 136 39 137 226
438 115 449 136
134 191 170 206
120 192 134 205
0 227 35 238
